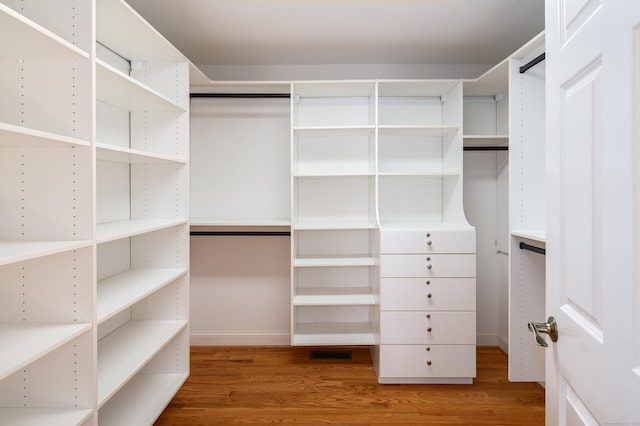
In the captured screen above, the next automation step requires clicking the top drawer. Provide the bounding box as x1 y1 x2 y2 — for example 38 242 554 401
381 230 475 254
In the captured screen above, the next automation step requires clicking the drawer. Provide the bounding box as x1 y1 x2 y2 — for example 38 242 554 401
380 311 476 344
380 278 475 311
380 230 475 254
379 344 476 378
380 254 476 277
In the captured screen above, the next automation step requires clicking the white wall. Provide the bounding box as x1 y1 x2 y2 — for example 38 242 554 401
463 151 502 347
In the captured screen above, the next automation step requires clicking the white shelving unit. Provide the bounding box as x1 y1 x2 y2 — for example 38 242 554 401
507 34 547 382
374 80 476 384
288 79 477 381
95 0 189 423
188 82 292 345
0 0 94 424
462 56 510 353
0 0 191 423
291 81 378 346
377 80 466 228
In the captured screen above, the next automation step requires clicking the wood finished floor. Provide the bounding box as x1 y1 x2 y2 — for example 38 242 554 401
154 346 544 425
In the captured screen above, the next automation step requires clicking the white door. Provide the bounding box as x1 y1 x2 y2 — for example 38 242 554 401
545 0 640 424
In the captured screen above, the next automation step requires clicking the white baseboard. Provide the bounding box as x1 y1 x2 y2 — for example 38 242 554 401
498 333 509 354
191 332 290 346
190 332 511 351
476 333 499 347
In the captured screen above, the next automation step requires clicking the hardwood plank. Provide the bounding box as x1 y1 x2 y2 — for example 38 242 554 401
155 346 544 425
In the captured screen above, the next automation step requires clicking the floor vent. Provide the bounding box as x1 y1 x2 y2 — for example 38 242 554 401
310 350 352 360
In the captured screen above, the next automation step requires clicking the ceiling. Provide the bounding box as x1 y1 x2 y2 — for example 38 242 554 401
126 0 544 70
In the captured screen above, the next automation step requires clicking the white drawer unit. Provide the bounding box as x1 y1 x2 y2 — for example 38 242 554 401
380 311 476 345
380 254 476 278
380 229 476 254
378 228 476 384
378 345 476 382
380 277 475 311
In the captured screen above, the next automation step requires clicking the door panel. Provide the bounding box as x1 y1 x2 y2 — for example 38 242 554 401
546 0 640 424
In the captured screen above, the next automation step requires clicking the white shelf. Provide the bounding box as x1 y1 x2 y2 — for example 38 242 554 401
294 287 375 306
293 80 376 97
96 0 185 62
98 373 187 426
463 135 509 146
378 79 461 96
378 171 460 177
378 125 460 137
96 60 186 112
294 172 375 178
292 221 377 230
511 230 546 243
0 122 90 148
97 268 187 323
190 218 291 227
379 221 474 231
0 408 93 426
0 240 92 267
96 218 188 244
293 255 376 268
0 4 89 60
293 125 375 132
292 322 375 346
97 320 187 407
463 60 509 96
0 323 92 381
96 143 187 164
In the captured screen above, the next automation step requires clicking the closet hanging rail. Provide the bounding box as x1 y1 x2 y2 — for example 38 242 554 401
519 242 545 255
519 53 545 74
190 231 291 236
464 146 509 151
190 93 290 99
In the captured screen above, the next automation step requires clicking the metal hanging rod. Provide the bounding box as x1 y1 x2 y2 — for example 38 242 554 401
190 231 291 236
519 53 545 74
190 93 290 99
464 146 509 151
519 242 545 255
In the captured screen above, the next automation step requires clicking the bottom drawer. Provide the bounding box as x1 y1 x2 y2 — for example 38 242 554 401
378 345 476 378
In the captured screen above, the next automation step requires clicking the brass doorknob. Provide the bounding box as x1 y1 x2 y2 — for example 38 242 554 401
527 316 558 347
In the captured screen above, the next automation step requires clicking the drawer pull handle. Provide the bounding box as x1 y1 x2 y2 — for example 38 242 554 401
425 346 431 352
426 360 432 366
425 280 431 285
426 257 431 261
427 264 432 270
427 293 432 299
427 327 432 332
427 240 432 246
426 233 431 238
426 313 431 319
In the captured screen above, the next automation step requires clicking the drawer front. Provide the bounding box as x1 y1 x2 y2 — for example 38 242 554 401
380 277 475 311
380 230 475 254
380 311 476 344
380 254 476 277
379 344 476 378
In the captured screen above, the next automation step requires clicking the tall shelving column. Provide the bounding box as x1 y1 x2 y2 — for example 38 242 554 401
95 0 190 423
0 1 95 424
463 61 510 351
375 80 477 384
507 34 546 382
290 81 378 346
